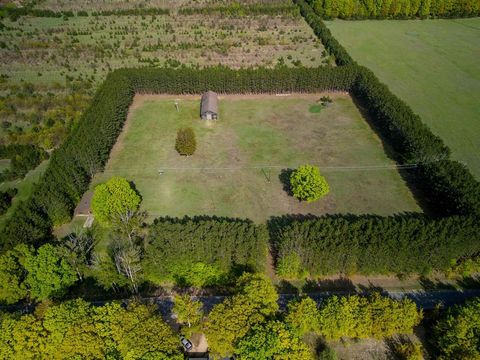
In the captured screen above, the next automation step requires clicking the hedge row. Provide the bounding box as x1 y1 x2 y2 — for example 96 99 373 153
272 214 480 276
126 66 358 94
143 217 268 285
178 3 299 16
308 0 480 19
295 0 354 66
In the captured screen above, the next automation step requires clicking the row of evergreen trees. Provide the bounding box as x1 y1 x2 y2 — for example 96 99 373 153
143 217 268 285
178 3 299 16
308 0 480 19
272 214 480 276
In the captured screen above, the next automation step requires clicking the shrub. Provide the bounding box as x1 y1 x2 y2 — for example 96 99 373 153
175 127 196 156
433 298 480 359
394 341 423 360
0 188 17 215
290 164 329 202
91 177 141 225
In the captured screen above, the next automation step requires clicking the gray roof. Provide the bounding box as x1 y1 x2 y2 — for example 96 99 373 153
74 190 93 216
201 91 218 115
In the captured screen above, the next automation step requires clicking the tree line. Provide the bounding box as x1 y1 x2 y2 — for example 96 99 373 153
0 299 183 359
271 214 480 277
143 217 268 287
178 3 299 16
307 0 480 19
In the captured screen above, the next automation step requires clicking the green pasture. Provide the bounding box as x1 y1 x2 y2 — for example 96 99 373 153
93 95 420 222
325 18 480 178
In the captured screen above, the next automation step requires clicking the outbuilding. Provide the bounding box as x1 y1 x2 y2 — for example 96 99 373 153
200 91 218 120
74 190 93 217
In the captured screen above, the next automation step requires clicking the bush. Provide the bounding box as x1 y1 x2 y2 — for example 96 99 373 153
433 298 480 359
394 341 423 360
91 177 141 225
175 127 196 156
0 188 17 215
290 164 329 202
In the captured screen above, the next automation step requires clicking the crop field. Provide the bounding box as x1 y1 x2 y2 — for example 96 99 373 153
92 94 420 222
1 10 326 87
325 19 480 178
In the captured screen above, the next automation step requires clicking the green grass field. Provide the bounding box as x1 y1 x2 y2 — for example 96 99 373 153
92 94 420 222
325 18 480 178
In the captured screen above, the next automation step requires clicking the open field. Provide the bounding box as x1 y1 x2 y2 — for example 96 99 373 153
0 11 326 87
325 18 480 178
92 94 420 222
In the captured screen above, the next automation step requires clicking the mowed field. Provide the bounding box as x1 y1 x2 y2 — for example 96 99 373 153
325 19 480 178
93 94 420 222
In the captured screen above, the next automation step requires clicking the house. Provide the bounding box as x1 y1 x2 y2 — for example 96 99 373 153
74 190 93 217
200 91 218 120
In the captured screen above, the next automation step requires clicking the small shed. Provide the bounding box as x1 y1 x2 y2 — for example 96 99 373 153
200 91 218 120
74 190 93 217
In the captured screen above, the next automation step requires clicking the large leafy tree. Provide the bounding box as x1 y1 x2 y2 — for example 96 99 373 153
23 244 77 300
236 320 313 360
285 297 320 336
0 246 27 304
95 301 182 359
433 298 480 359
91 177 141 225
290 164 329 202
173 294 203 328
204 273 278 357
42 299 105 359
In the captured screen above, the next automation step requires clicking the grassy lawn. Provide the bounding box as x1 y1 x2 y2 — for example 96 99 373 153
0 160 49 231
93 94 420 222
325 18 480 178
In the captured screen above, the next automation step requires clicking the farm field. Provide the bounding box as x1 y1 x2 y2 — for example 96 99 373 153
325 18 480 178
0 10 326 87
92 94 421 222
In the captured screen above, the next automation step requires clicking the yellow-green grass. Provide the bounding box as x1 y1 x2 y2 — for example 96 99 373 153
0 160 49 231
325 18 480 178
92 94 420 222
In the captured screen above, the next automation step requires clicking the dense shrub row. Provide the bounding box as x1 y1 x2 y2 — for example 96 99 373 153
127 66 359 93
91 8 170 16
272 214 480 276
143 217 268 286
308 0 480 19
178 3 299 16
295 0 354 65
1 6 75 21
0 144 48 182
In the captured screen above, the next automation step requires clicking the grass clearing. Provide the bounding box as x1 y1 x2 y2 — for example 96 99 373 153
325 18 480 178
93 94 420 222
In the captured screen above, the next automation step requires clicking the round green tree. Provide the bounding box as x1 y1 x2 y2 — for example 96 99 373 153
290 165 329 202
91 177 141 224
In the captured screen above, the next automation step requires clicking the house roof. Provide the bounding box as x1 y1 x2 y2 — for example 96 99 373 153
74 190 93 216
201 91 218 115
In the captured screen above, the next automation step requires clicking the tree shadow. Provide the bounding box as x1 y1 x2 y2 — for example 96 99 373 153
276 279 300 295
418 276 457 291
278 168 294 196
302 277 356 293
358 282 388 296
